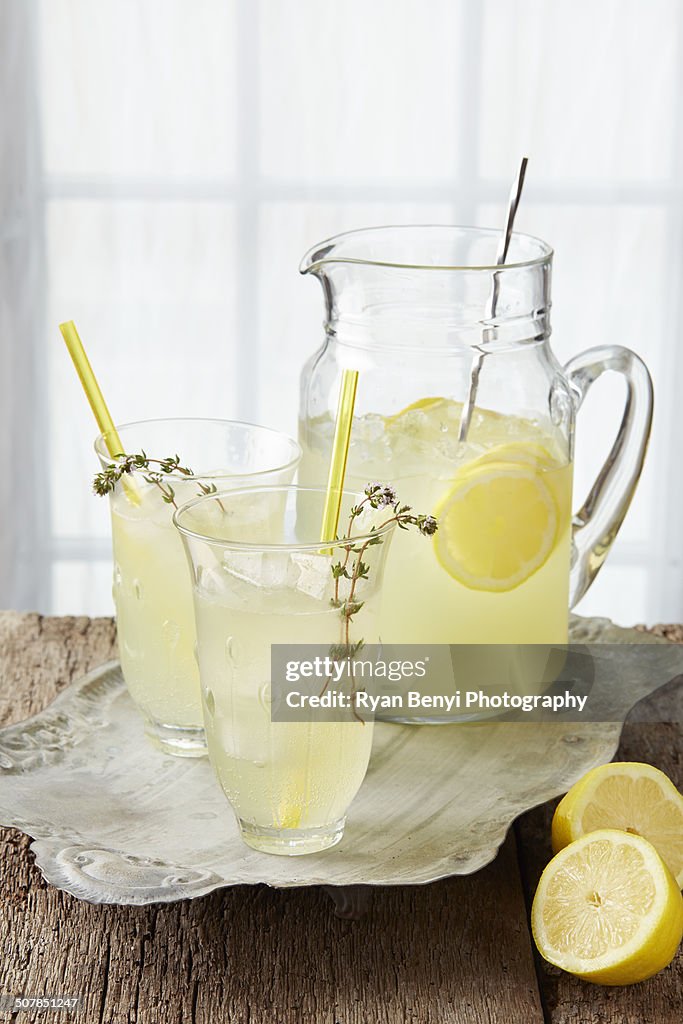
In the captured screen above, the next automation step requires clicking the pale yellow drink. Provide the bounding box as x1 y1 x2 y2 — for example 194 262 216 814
110 478 204 734
97 419 301 756
194 581 374 846
175 485 393 855
299 399 573 718
110 477 288 746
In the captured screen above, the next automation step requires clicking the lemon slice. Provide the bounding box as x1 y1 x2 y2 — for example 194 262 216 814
468 440 558 470
532 829 683 985
276 805 302 829
385 396 447 423
433 458 558 591
274 769 308 830
275 791 303 829
552 762 683 887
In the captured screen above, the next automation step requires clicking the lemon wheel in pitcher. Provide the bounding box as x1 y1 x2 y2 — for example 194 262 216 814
433 453 561 592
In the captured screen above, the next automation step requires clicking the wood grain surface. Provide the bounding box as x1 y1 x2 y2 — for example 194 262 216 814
0 612 681 1023
516 624 683 1024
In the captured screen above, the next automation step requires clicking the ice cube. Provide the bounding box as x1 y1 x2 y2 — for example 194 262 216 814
289 552 332 600
179 495 227 537
349 413 392 466
223 550 289 589
195 565 223 598
356 413 387 443
435 434 467 464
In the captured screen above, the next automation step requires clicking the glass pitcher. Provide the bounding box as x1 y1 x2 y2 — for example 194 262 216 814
298 226 653 670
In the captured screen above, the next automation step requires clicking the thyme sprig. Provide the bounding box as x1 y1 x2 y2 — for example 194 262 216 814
93 451 222 510
329 483 437 719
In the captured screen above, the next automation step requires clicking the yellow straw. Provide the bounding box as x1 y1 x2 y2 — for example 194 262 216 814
320 369 359 546
59 320 140 505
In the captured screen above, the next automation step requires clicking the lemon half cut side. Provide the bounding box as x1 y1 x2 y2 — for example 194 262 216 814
552 761 683 887
532 829 683 985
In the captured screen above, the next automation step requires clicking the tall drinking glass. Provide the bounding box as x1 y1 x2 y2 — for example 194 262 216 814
174 485 396 855
95 419 301 757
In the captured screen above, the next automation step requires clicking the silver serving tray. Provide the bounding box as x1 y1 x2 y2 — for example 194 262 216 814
0 617 675 907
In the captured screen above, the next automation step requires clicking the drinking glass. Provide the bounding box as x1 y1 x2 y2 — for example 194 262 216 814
95 419 301 757
174 485 396 855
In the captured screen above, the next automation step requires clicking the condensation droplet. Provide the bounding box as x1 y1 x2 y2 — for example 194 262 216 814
162 619 181 646
112 565 123 604
204 689 216 716
133 579 143 600
259 681 272 710
122 639 137 659
226 636 242 663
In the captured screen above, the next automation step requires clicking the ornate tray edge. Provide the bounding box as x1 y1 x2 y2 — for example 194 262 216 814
0 616 671 903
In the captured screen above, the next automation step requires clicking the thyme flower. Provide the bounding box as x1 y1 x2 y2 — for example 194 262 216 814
364 483 398 508
417 515 438 537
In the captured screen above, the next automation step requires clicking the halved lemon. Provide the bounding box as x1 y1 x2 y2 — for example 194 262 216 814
433 458 559 591
532 829 683 985
552 762 683 887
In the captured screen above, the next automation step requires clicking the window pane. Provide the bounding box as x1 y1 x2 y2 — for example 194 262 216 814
260 0 463 181
480 0 678 182
39 0 237 178
46 199 238 539
575 564 650 626
52 559 114 617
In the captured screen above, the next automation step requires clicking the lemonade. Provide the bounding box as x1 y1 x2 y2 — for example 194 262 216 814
299 398 573 718
96 418 301 756
110 477 206 738
109 474 295 754
193 580 375 851
175 484 397 854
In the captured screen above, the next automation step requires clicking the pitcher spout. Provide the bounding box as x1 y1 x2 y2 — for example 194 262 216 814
299 239 338 277
298 225 552 350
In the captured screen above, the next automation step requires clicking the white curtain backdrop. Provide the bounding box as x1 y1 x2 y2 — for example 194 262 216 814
1 0 681 625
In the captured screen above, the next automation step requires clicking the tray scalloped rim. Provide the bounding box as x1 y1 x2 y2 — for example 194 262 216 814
0 616 674 905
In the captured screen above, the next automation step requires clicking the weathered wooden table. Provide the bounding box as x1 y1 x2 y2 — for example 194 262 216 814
0 612 681 1023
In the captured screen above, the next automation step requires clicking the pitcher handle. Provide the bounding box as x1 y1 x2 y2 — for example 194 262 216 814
564 345 653 608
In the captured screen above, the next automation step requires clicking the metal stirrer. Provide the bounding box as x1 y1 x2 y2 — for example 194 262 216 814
457 156 529 443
